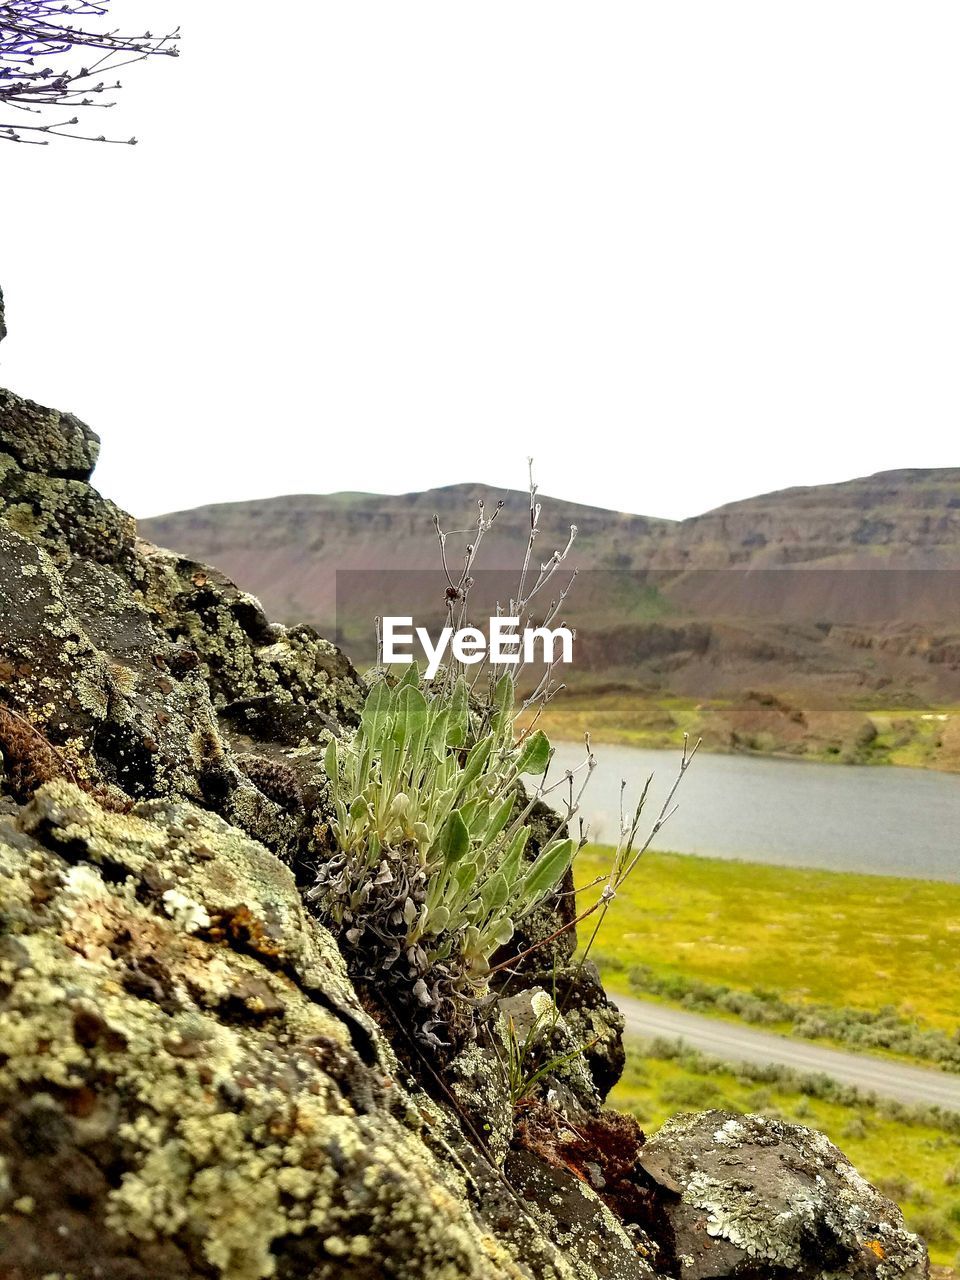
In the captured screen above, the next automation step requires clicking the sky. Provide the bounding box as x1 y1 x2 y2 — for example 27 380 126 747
0 2 958 521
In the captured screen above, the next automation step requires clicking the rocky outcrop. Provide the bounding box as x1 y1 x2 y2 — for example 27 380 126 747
641 1111 928 1279
0 304 929 1278
0 385 364 863
0 780 605 1280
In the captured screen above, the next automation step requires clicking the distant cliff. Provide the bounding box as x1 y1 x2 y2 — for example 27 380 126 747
141 472 960 709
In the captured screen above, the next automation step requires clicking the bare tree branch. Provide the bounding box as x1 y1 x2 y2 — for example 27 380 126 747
1 2 179 143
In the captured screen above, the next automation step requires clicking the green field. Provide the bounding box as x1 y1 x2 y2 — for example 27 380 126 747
525 690 706 749
572 847 960 1266
575 846 960 1047
530 688 960 771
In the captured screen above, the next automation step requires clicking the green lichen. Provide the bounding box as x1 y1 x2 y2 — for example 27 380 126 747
0 785 558 1280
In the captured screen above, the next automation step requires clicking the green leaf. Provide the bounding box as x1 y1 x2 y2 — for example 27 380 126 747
447 677 469 747
349 795 370 824
428 905 451 932
460 799 485 833
428 704 451 759
393 684 428 749
516 730 551 776
480 871 510 915
462 924 482 957
522 838 574 900
491 917 514 947
323 737 338 782
441 810 471 863
397 662 421 690
499 827 531 885
380 733 397 785
459 735 492 789
491 672 514 730
485 793 516 846
360 680 393 746
454 859 478 896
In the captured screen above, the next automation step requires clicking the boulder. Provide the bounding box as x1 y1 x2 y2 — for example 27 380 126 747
0 387 100 481
639 1111 928 1279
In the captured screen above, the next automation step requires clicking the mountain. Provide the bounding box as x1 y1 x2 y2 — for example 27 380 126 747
139 483 670 623
140 470 960 726
667 468 960 567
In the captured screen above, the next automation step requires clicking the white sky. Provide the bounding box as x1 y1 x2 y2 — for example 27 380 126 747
0 2 957 521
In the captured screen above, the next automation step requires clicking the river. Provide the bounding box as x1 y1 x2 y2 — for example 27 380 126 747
548 741 960 882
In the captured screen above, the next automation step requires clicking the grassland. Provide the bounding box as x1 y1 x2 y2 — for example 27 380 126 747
575 847 960 1265
574 846 960 1043
530 687 960 771
525 689 707 750
613 1039 960 1268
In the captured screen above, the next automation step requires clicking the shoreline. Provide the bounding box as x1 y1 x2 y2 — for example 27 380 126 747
524 688 960 774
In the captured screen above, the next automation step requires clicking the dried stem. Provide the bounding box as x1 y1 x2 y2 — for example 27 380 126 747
1 1 179 143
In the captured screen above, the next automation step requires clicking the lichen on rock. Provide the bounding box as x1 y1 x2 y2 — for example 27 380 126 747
0 782 581 1279
640 1110 928 1279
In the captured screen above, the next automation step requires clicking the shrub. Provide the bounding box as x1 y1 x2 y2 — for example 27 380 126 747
313 665 578 1044
623 966 960 1071
909 1210 952 1247
661 1077 723 1108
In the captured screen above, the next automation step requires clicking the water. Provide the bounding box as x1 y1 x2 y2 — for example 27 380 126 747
549 741 960 882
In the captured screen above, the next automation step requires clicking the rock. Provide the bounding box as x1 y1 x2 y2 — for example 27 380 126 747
0 782 592 1280
447 1045 514 1168
640 1110 928 1279
506 1146 660 1280
523 960 626 1103
0 413 364 865
508 1107 662 1278
0 387 100 482
498 987 600 1117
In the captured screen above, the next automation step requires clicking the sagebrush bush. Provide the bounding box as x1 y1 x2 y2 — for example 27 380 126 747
313 665 576 1044
625 965 960 1071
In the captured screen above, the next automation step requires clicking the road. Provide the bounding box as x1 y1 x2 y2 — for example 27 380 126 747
614 994 960 1112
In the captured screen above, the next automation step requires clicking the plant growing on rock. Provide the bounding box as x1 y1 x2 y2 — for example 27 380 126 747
313 662 587 1045
313 464 699 1055
0 703 77 796
1 1 178 143
502 995 599 1109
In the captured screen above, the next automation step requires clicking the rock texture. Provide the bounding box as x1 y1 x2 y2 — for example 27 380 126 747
641 1111 929 1279
0 299 929 1278
0 780 603 1280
